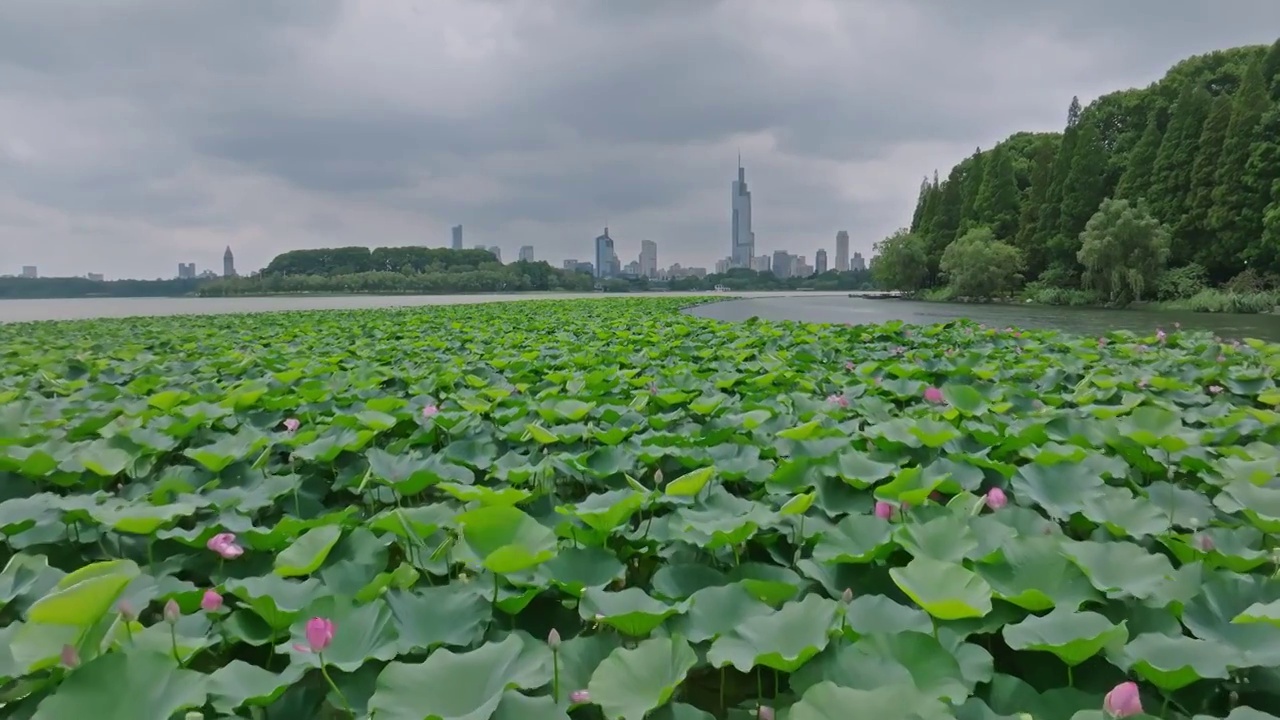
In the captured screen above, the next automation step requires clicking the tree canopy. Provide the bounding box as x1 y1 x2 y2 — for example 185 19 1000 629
892 40 1280 302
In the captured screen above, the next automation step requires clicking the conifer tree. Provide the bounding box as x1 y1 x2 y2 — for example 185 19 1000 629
1055 121 1109 268
1015 137 1057 277
1182 95 1232 267
958 148 986 232
976 144 1021 241
1243 106 1280 272
1114 117 1162 202
1209 54 1271 280
1148 82 1211 227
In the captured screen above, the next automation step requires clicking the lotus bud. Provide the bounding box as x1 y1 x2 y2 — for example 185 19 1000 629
840 588 853 604
1196 534 1215 552
874 501 894 520
758 706 775 720
985 487 1008 510
923 386 944 404
201 589 223 612
1103 681 1142 718
570 690 591 704
654 469 664 485
548 628 561 649
164 599 181 625
61 644 80 669
118 600 137 622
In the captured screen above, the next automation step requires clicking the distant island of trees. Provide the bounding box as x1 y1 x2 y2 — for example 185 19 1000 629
872 38 1280 314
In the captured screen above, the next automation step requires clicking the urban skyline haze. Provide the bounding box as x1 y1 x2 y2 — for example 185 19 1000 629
3 1 1280 278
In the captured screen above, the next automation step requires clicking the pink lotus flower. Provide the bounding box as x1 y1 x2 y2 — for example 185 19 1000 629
61 644 80 669
283 417 300 432
201 589 223 612
570 690 591 704
1098 337 1107 347
421 404 439 418
207 532 244 559
845 361 855 371
648 382 659 395
985 487 1008 510
827 394 849 408
118 600 137 621
305 617 335 653
1156 329 1167 343
1209 385 1223 395
874 501 895 520
758 706 775 720
1196 534 1215 552
1137 378 1147 389
923 386 944 404
1103 681 1142 717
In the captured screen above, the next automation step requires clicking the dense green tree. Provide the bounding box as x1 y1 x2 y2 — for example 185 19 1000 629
975 144 1021 240
1015 137 1058 277
1078 199 1171 304
958 149 987 233
1209 55 1272 280
939 227 1024 299
1055 120 1109 266
1035 105 1080 248
910 176 931 233
924 166 965 280
1245 105 1280 272
1113 116 1162 201
870 229 930 292
1262 38 1280 99
1148 82 1211 227
1182 95 1233 267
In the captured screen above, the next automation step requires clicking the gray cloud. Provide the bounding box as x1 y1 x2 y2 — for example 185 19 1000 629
1 0 1278 278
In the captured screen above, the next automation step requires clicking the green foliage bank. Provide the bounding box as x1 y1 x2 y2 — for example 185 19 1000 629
1 298 1280 719
876 39 1280 313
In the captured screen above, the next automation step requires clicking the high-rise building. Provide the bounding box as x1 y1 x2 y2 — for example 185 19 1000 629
771 251 792 279
223 247 236 278
178 262 197 279
731 157 754 268
835 231 850 272
715 258 731 274
815 249 828 274
639 240 658 278
852 251 866 271
751 255 771 272
594 227 619 278
624 260 641 276
489 246 502 263
20 266 36 278
518 245 535 262
451 225 463 250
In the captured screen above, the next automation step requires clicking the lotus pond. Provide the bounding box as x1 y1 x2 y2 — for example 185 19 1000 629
1 297 1280 720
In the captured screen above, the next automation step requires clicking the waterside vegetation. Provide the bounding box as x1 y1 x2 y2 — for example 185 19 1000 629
0 297 1278 719
874 39 1280 315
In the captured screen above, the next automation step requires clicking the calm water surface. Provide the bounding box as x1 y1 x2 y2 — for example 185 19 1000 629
3 292 1279 342
690 295 1280 343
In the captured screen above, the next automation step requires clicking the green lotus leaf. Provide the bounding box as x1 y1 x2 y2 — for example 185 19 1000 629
890 556 993 620
387 583 490 652
1111 632 1237 690
587 635 697 720
457 505 558 574
707 593 838 672
207 660 306 714
670 582 774 643
811 513 894 563
559 490 645 533
30 649 207 720
368 634 551 720
789 681 954 720
664 466 715 496
579 587 684 637
977 536 1099 611
1001 608 1127 665
1059 540 1176 600
274 525 343 577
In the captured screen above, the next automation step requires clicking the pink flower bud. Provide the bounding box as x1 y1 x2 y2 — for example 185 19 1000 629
547 628 561 649
570 690 591 704
118 600 137 621
61 644 80 669
874 501 894 520
923 386 944 404
840 588 853 604
164 599 181 624
201 589 223 612
421 405 439 418
305 616 335 653
1103 681 1142 717
283 417 300 432
758 706 775 720
985 487 1008 510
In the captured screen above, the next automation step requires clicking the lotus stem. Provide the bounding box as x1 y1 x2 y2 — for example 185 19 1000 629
318 654 354 716
169 623 181 665
552 649 560 702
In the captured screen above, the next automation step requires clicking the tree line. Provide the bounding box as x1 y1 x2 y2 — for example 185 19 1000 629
200 247 596 296
874 39 1280 312
0 277 208 300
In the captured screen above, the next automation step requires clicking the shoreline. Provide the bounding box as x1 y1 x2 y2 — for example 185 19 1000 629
883 293 1280 316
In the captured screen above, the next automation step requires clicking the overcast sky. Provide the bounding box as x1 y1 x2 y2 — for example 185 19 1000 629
2 1 1279 279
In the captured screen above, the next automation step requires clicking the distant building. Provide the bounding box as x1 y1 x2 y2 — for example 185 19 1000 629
21 266 37 278
639 239 658 278
852 251 866 271
594 227 619 278
223 247 236 278
474 243 487 251
751 255 771 273
178 262 196 279
771 251 792 279
87 273 104 282
563 259 579 269
518 245 535 263
624 260 641 276
835 231 850 272
451 224 463 250
199 269 218 279
715 257 731 274
489 246 502 263
815 248 828 274
794 257 813 277
731 157 754 268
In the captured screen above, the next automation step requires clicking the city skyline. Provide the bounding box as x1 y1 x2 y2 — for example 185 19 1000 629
6 2 1272 278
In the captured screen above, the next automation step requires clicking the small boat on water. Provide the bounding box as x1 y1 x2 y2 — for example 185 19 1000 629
713 285 730 292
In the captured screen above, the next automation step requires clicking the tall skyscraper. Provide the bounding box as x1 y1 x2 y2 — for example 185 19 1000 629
451 225 463 250
731 157 754 268
518 245 534 262
815 248 828 274
639 240 658 278
594 227 619 278
835 231 850 272
223 247 236 277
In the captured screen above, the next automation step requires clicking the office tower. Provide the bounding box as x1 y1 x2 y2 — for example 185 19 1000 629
771 250 792 279
518 245 535 262
835 231 850 272
451 225 463 250
751 255 771 272
223 247 236 277
815 248 828 274
639 240 658 277
715 258 731 274
594 227 619 278
489 246 502 263
852 251 867 271
21 266 37 278
731 156 754 268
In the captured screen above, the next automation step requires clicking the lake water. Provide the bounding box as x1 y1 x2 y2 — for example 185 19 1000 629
2 291 1279 342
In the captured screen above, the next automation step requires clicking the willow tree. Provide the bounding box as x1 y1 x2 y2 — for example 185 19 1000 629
1077 199 1170 304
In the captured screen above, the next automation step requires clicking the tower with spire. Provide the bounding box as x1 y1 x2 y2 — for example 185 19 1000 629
731 153 754 268
223 246 237 278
